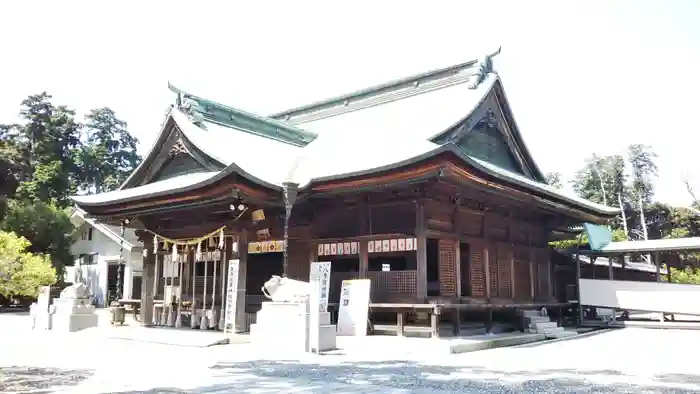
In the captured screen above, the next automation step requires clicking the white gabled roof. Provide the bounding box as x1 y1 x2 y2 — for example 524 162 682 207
72 49 621 219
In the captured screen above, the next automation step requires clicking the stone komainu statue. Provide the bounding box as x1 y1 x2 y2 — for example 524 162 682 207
261 275 310 302
59 283 89 299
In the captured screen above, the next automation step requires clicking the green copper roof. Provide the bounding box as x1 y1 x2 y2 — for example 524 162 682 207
168 83 317 147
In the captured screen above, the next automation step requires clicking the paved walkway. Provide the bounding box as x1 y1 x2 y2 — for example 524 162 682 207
2 312 700 393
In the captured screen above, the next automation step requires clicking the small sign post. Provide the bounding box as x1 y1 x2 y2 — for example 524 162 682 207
308 261 331 353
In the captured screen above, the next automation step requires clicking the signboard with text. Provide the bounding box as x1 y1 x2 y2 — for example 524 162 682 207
309 261 331 312
223 259 240 335
336 279 371 336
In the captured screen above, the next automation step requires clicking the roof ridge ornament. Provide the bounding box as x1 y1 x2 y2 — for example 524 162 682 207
467 46 502 89
180 97 206 127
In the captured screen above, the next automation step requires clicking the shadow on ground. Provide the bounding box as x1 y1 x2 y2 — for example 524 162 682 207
98 360 700 393
0 366 93 393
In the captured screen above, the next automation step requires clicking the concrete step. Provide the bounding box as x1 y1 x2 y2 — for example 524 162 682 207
524 316 551 324
529 326 564 334
546 330 578 339
521 310 543 318
542 326 564 333
530 321 558 331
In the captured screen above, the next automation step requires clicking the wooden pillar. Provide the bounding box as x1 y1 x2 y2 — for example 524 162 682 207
546 253 553 300
608 256 616 322
483 245 491 301
575 252 583 325
359 240 369 278
234 234 248 333
309 241 318 264
508 249 516 299
415 200 428 300
655 251 661 282
139 232 155 327
452 197 462 298
528 249 535 300
454 241 462 297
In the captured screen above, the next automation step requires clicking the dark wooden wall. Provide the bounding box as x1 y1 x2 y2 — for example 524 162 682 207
425 197 553 303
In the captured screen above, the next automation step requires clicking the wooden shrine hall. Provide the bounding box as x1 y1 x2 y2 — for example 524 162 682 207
71 48 619 335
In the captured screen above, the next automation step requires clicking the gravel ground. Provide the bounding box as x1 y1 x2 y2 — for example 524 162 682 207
2 312 700 393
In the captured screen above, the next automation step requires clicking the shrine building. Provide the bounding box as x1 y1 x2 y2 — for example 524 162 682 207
71 49 619 334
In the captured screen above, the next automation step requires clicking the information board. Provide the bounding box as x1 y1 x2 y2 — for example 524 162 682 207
336 279 371 336
309 261 331 312
223 259 239 335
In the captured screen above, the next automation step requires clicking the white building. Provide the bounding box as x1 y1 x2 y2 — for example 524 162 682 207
65 208 144 307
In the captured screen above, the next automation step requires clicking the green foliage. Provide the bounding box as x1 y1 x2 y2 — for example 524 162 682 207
1 199 76 279
550 228 628 249
571 154 627 207
0 92 141 290
10 93 81 208
77 107 140 193
0 231 56 297
627 144 658 206
668 266 700 285
545 172 563 189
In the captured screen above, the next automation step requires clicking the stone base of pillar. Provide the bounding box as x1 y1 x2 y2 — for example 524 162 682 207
166 306 174 327
200 313 209 330
174 308 182 328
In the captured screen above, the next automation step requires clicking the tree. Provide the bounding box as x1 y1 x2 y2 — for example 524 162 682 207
627 144 658 205
668 266 700 285
78 108 140 193
0 231 56 298
1 200 75 279
545 172 563 189
5 93 81 208
0 124 21 220
571 154 627 207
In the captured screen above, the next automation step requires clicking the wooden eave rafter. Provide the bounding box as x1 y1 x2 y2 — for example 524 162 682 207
439 162 609 224
302 152 611 224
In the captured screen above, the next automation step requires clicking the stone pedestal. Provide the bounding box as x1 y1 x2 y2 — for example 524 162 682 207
249 301 337 352
51 297 99 332
30 286 53 330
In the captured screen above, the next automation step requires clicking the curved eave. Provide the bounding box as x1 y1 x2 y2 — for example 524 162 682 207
300 143 619 218
72 162 282 210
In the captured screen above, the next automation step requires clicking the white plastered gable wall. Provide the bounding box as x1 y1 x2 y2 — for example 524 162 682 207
67 209 144 306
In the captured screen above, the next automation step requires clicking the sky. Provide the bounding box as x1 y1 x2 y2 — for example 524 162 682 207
1 0 699 207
